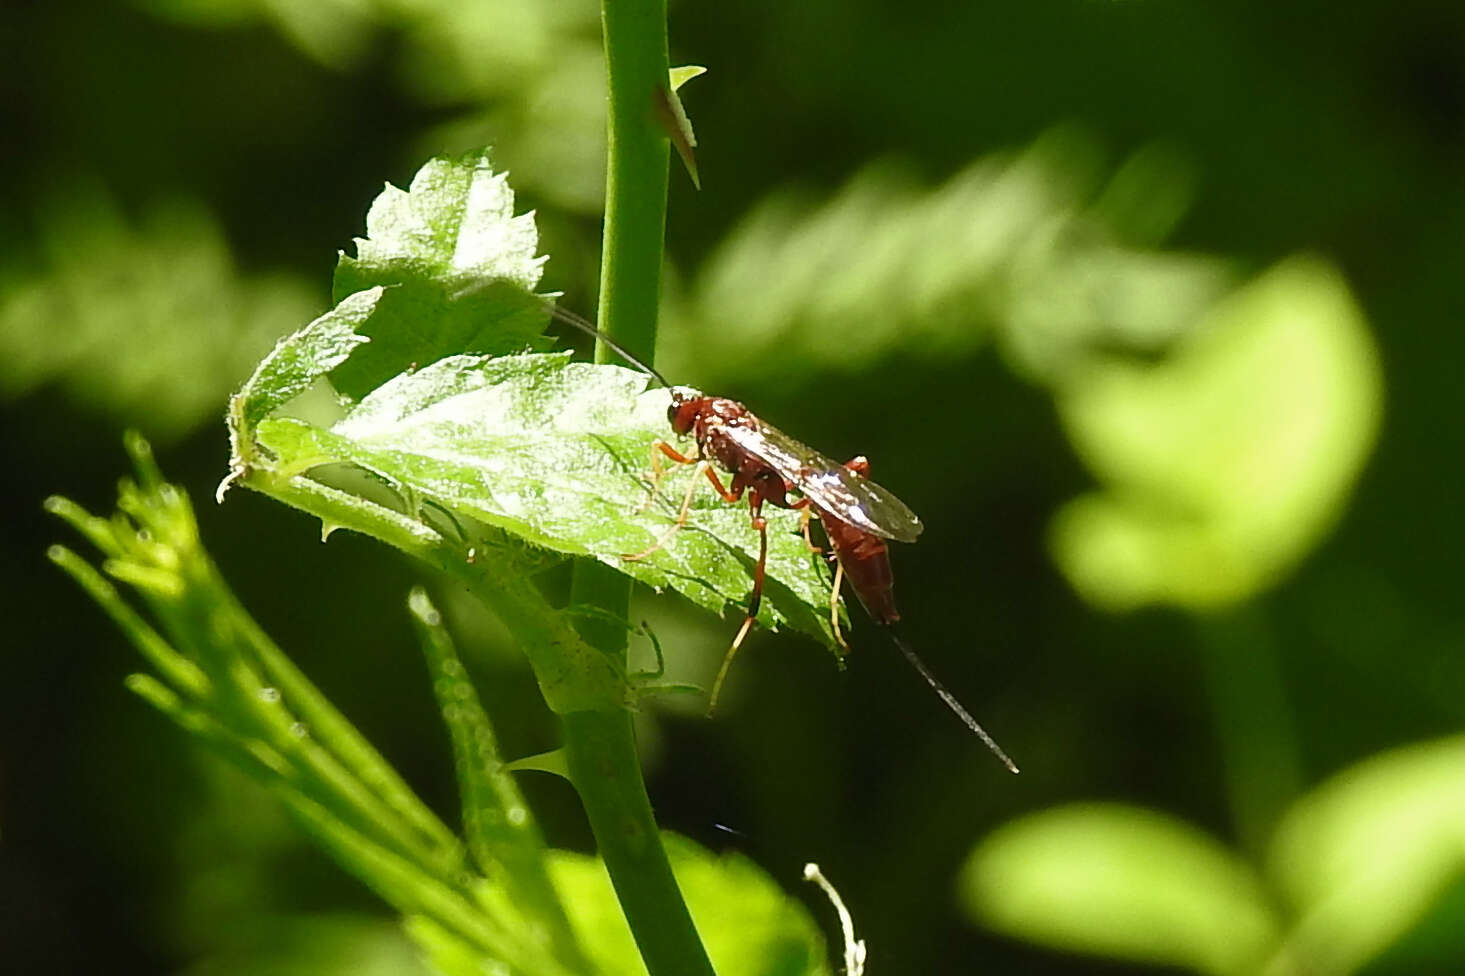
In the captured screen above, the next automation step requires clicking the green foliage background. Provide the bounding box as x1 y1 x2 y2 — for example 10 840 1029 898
6 0 1465 973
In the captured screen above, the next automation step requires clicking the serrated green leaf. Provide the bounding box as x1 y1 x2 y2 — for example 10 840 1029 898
331 149 552 400
231 285 382 430
227 149 838 656
253 352 837 646
550 833 832 976
960 803 1279 976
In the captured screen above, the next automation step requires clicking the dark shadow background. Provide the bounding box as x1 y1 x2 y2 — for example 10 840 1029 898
3 0 1465 973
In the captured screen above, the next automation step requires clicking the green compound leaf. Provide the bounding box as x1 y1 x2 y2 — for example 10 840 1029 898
228 148 839 660
252 350 835 643
330 148 553 401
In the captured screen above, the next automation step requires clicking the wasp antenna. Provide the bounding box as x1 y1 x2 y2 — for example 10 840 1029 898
542 300 675 389
887 630 1019 774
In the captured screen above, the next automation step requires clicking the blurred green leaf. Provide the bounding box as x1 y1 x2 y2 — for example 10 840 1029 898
421 41 608 213
398 0 599 101
141 0 596 85
665 127 1232 388
0 189 317 440
402 1 605 211
331 148 552 400
550 834 832 976
959 803 1279 976
1049 256 1383 610
1267 735 1465 976
140 0 375 66
180 913 430 976
139 0 608 211
1087 140 1198 247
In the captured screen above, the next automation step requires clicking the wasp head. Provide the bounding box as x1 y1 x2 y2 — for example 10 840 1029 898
666 386 701 435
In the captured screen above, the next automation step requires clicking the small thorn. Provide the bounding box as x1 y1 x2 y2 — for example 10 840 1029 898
654 84 700 189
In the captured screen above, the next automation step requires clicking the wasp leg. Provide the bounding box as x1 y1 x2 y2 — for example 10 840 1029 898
828 557 848 651
792 499 845 648
624 462 742 561
794 498 822 553
624 460 704 560
634 439 699 513
708 489 768 715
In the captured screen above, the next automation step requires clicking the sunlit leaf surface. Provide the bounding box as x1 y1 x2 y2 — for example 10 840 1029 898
232 286 381 431
251 351 834 640
229 152 838 649
331 149 553 400
960 803 1279 976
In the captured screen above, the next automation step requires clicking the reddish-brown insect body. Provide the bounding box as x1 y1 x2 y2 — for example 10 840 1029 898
669 394 799 511
652 388 1018 774
815 456 899 627
545 302 1017 772
634 391 812 647
820 514 898 623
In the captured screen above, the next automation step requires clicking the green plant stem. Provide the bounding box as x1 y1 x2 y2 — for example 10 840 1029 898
561 1 716 974
595 0 671 366
562 710 712 963
1197 605 1302 856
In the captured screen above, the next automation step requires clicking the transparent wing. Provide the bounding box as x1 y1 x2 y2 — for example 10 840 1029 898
722 421 924 543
